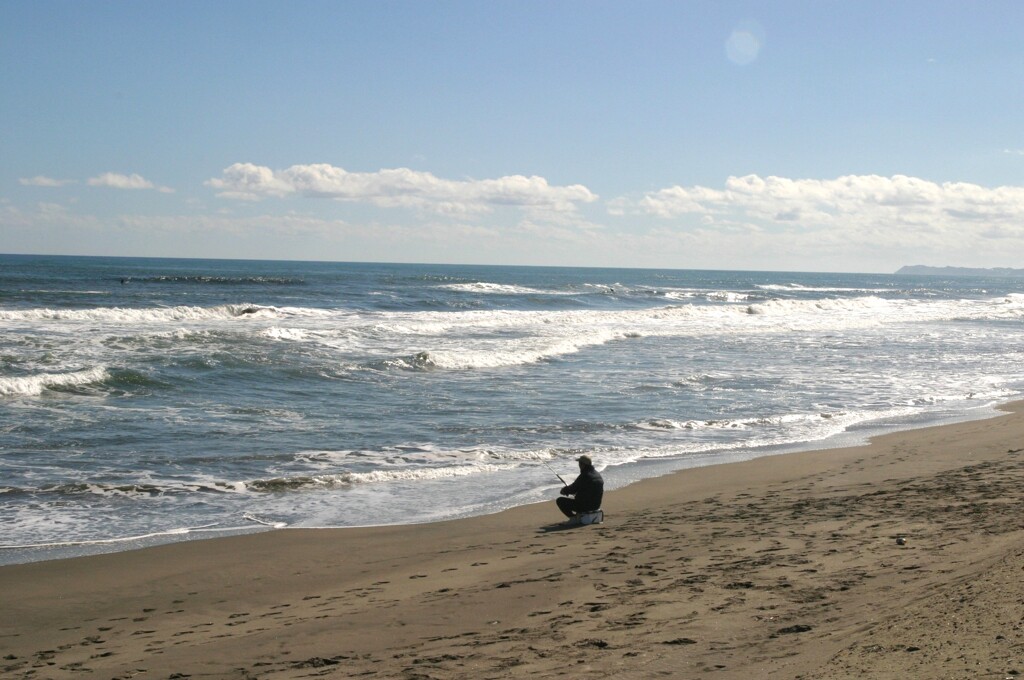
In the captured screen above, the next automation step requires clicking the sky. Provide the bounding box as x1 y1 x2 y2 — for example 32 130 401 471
2 1 1024 273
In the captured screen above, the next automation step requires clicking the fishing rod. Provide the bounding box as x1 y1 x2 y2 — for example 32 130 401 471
542 461 567 486
512 435 567 486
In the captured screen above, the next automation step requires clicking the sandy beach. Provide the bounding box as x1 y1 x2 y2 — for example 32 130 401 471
3 405 1023 680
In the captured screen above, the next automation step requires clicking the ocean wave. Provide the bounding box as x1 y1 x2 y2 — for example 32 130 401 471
743 296 892 317
380 296 997 345
19 460 522 500
246 462 516 491
19 289 111 295
370 329 632 371
439 282 571 296
129 275 305 286
978 294 1024 320
5 292 1021 336
372 294 1022 334
293 443 558 469
671 373 742 391
704 290 752 303
28 480 247 497
583 283 667 297
661 290 699 301
262 327 311 342
422 339 607 370
371 351 439 371
756 283 894 293
0 303 280 323
0 367 110 397
0 522 239 551
735 294 1024 326
244 295 1024 373
633 411 842 432
903 386 1017 406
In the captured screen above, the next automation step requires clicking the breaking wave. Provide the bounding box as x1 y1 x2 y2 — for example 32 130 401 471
756 283 894 294
0 303 279 323
370 329 633 371
129 275 305 286
634 412 845 432
440 282 572 296
0 367 110 397
246 463 516 491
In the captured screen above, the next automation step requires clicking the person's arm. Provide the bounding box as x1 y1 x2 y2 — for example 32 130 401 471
561 473 583 496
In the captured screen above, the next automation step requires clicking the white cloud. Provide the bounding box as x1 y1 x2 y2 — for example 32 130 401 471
8 168 1024 272
204 163 291 200
628 174 1024 230
610 173 1024 271
19 176 75 187
207 162 598 215
87 172 175 193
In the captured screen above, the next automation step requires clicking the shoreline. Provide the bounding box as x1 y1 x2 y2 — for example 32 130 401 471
1 398 1008 567
3 403 1023 678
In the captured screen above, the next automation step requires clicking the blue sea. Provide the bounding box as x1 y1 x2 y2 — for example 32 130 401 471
3 254 1024 564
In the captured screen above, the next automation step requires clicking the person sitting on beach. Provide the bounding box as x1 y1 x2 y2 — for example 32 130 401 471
557 455 604 520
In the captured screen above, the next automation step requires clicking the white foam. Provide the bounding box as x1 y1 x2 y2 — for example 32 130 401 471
242 513 288 528
0 522 227 550
262 327 310 342
756 283 893 293
605 407 923 466
0 304 273 324
634 411 834 432
293 442 553 468
661 290 700 301
246 462 516 491
328 294 1024 371
0 367 109 397
744 295 892 318
422 329 628 369
19 289 112 295
440 282 571 296
7 294 1021 369
705 291 752 302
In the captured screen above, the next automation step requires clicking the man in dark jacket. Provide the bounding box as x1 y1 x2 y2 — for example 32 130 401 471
556 455 604 519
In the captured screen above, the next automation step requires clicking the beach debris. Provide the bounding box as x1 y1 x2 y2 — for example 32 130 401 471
578 638 609 648
292 656 345 668
725 580 755 590
774 624 813 636
896 536 907 545
662 637 697 645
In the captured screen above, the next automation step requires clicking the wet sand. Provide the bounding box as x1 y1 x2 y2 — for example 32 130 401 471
3 404 1023 679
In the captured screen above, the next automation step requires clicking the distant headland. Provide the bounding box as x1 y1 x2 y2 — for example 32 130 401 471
896 265 1024 277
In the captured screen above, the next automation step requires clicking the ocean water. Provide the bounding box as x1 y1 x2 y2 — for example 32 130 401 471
2 254 1024 564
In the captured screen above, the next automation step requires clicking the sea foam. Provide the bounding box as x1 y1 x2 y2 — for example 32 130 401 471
0 367 110 397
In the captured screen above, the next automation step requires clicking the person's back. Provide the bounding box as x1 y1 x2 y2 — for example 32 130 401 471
556 455 603 519
573 465 603 511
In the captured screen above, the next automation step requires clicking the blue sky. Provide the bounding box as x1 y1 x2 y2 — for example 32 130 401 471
3 1 1023 272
